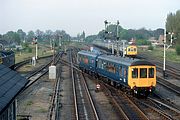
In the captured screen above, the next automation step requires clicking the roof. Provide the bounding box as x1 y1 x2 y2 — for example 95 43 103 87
98 55 137 66
77 50 99 58
0 64 28 114
98 55 155 66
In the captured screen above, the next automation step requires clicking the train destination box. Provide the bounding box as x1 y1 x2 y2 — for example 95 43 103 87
49 65 56 79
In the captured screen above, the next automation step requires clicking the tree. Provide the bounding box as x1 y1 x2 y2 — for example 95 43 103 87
45 30 53 41
85 35 97 43
27 31 35 42
17 29 26 41
166 10 180 45
3 31 20 44
35 29 44 41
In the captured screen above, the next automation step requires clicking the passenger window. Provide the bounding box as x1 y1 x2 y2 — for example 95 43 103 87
91 59 94 64
98 60 102 68
103 61 106 69
124 68 127 77
128 48 130 51
149 68 154 78
134 48 136 51
132 68 138 78
140 68 147 78
107 63 116 73
119 66 122 76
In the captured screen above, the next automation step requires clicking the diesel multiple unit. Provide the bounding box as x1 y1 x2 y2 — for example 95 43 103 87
124 45 137 57
77 50 156 97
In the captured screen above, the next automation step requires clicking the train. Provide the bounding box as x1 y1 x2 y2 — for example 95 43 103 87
77 50 156 97
93 44 138 58
123 45 137 57
0 50 15 69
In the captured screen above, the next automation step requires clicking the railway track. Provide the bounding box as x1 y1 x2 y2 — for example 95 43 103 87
70 49 99 120
48 60 62 120
16 52 62 120
59 47 180 120
131 96 180 120
99 81 148 120
157 76 180 96
98 79 180 120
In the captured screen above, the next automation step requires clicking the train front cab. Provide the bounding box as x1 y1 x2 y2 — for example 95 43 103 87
126 45 137 57
128 65 156 96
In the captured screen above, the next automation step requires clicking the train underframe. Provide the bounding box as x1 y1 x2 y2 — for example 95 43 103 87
132 86 155 97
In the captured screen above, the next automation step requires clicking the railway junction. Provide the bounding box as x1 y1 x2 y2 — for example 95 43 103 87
0 45 180 120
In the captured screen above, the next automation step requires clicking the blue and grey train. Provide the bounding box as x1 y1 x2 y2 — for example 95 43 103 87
0 50 15 69
77 50 156 96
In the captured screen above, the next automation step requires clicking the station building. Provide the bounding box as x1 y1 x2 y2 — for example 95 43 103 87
0 64 28 120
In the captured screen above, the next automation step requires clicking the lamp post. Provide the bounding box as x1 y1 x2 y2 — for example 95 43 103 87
104 20 120 55
59 35 62 48
34 37 38 60
33 37 38 60
52 39 55 65
116 20 120 56
163 31 174 78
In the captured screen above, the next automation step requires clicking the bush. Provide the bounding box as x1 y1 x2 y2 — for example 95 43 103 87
176 45 180 55
148 45 154 50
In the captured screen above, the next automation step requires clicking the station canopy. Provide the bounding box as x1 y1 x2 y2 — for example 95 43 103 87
0 64 28 114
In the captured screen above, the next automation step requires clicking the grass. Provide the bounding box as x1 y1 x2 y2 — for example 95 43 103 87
37 108 47 113
26 100 33 106
138 46 180 63
15 45 53 63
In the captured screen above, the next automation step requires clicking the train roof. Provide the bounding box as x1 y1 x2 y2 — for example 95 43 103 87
98 55 155 66
78 50 99 58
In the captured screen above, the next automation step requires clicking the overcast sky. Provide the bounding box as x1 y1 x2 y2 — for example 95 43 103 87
0 0 179 36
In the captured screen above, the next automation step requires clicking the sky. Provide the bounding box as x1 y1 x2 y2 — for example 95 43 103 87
0 0 180 36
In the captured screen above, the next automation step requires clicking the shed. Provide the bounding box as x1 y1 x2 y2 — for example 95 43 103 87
0 64 28 120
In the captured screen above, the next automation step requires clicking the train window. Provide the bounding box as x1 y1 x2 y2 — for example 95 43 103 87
107 63 116 73
128 48 130 51
91 59 94 64
124 68 127 77
97 60 102 68
149 68 154 78
134 48 136 51
140 68 147 78
132 68 138 78
78 55 81 61
84 57 88 64
103 61 107 69
119 66 122 76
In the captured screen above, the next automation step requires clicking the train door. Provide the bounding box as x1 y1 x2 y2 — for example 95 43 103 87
115 63 119 81
122 66 128 85
118 65 123 81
